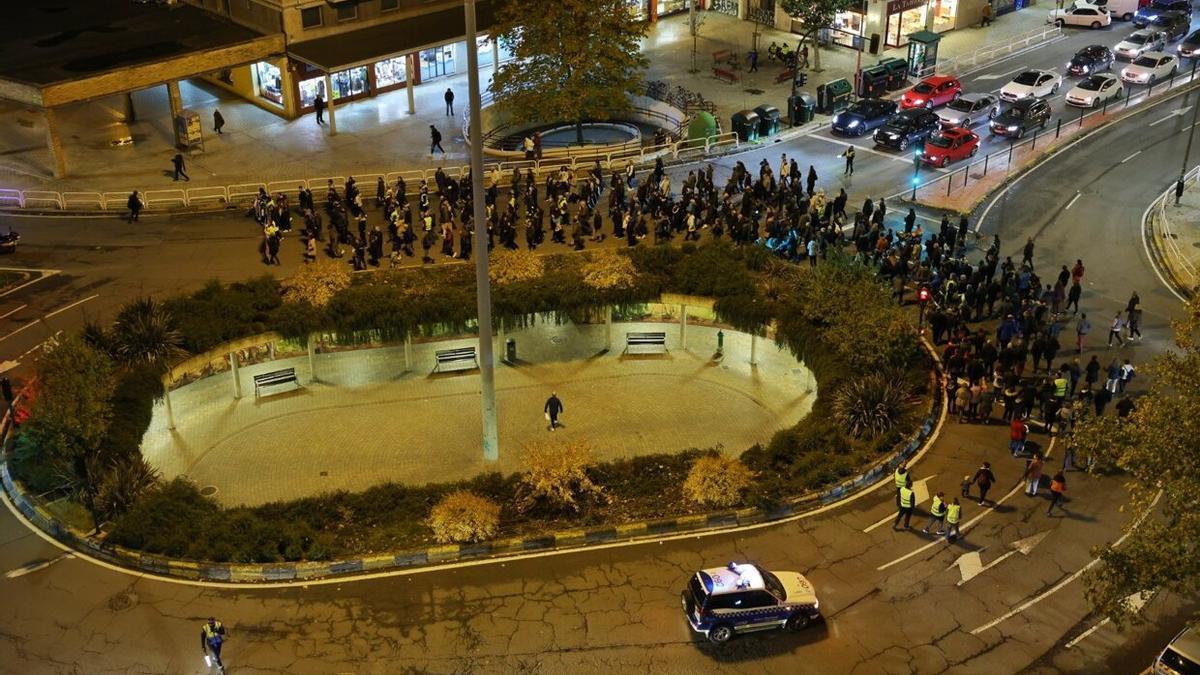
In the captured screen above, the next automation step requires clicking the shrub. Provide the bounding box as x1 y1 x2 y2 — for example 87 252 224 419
110 298 185 370
91 455 160 524
428 490 502 543
165 277 282 353
285 259 351 308
580 250 638 291
832 373 913 438
520 440 605 512
683 453 753 508
489 248 545 286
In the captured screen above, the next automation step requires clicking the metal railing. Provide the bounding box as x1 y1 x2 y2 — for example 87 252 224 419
1148 164 1200 292
916 25 1062 79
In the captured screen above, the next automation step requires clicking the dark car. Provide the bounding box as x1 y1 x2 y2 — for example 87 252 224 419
989 98 1052 138
1134 0 1191 27
1067 45 1114 76
874 108 941 150
831 98 899 136
1179 29 1200 57
1151 11 1191 41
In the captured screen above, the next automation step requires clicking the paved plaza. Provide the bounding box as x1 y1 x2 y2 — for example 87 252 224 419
142 319 815 506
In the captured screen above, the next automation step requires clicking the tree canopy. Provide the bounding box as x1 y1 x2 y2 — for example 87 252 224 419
780 0 859 71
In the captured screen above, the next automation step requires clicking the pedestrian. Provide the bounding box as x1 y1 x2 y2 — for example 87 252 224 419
842 145 856 175
1046 472 1067 516
1115 393 1136 419
981 1 993 26
894 476 916 529
213 109 225 134
748 48 759 72
1075 312 1090 353
200 617 227 674
314 93 326 125
1118 358 1135 393
1084 355 1100 392
955 380 971 423
430 125 445 156
922 491 948 535
972 462 996 506
1126 291 1142 341
444 87 455 116
544 391 564 431
961 474 972 498
893 462 910 502
1022 237 1035 268
1105 359 1121 393
1024 452 1044 496
1067 280 1082 315
806 165 818 196
1009 417 1028 456
1094 385 1113 415
126 190 144 223
172 153 189 181
945 497 963 540
1107 311 1126 348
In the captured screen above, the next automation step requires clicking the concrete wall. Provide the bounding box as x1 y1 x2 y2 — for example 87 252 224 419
196 57 295 119
283 0 461 44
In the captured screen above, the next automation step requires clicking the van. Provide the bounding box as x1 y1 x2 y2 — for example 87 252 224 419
1154 625 1200 675
1094 0 1148 21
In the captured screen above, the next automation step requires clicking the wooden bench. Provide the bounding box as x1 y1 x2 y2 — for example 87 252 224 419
713 67 740 84
624 332 668 354
433 346 479 373
776 68 796 84
712 49 738 67
253 368 299 398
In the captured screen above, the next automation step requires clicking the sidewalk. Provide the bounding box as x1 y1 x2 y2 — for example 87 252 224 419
1155 180 1200 290
0 8 1053 195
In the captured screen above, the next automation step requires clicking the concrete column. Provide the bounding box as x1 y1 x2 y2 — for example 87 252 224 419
650 0 659 21
679 304 688 348
491 38 500 81
605 310 613 352
268 341 276 360
230 352 242 399
324 73 338 135
404 332 413 370
307 336 317 383
498 324 506 362
42 108 67 179
124 92 137 123
750 333 758 366
406 54 417 115
166 81 184 148
163 386 176 431
737 0 747 20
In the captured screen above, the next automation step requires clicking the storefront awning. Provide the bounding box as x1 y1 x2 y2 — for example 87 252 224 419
287 0 497 73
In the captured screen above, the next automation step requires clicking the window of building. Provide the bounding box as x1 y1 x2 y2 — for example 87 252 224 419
381 0 400 10
301 6 322 28
374 56 407 88
420 45 457 80
336 4 358 21
254 61 284 106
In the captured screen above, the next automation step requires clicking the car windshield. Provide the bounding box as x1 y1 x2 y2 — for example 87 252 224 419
1152 15 1177 25
947 98 974 111
913 83 935 93
1126 34 1149 44
688 577 708 605
1078 76 1107 90
1008 107 1029 119
762 571 787 600
1159 648 1200 675
1013 72 1041 85
1150 0 1176 9
1134 56 1159 67
927 134 954 148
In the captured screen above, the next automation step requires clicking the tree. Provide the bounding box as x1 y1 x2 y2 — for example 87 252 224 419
110 297 185 374
490 0 648 145
780 0 857 74
1075 297 1200 625
285 259 351 309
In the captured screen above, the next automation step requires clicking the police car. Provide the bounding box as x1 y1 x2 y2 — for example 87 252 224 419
681 562 821 644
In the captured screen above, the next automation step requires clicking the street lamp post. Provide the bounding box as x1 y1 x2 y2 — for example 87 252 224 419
465 0 500 461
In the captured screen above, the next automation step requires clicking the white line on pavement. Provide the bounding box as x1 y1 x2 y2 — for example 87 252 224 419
1065 592 1153 648
1149 105 1192 126
44 294 98 320
0 304 26 320
863 475 937 533
0 270 58 299
1065 192 1082 210
975 66 1028 81
808 133 911 163
1121 150 1143 163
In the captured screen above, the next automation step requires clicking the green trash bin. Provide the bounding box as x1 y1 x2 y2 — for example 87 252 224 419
877 57 910 91
687 111 718 144
731 110 760 142
788 93 816 125
753 105 781 137
816 79 853 115
857 65 889 99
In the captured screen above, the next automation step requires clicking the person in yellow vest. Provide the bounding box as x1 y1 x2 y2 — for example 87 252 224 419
893 477 916 529
922 491 948 535
893 463 909 504
945 498 963 540
200 617 227 673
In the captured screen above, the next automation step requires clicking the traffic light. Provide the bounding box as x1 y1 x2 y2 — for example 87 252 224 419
798 72 808 87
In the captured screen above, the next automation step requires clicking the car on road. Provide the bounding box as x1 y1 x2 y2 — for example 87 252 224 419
1121 51 1179 83
920 128 981 167
1151 11 1191 41
1092 0 1141 21
874 108 941 150
899 75 963 109
1067 44 1115 75
1048 1 1113 28
1178 29 1200 57
1066 73 1125 106
681 562 821 645
1134 0 1191 27
936 92 1001 127
1000 69 1063 101
1153 625 1200 675
831 98 898 135
1114 29 1167 60
990 98 1052 138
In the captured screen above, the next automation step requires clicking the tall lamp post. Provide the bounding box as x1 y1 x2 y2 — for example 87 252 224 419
465 0 500 461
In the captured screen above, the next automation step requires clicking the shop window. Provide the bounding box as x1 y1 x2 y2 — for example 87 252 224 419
254 61 284 106
299 76 326 109
420 45 457 80
336 4 357 21
374 57 407 88
381 0 400 10
330 66 369 100
301 6 322 28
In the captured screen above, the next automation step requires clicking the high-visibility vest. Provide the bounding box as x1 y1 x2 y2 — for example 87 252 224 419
202 621 223 640
1054 377 1068 398
946 504 961 524
894 468 908 489
930 496 946 517
899 487 915 508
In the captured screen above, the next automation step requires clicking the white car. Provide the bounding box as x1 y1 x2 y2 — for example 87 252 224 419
1048 2 1113 28
1114 30 1167 61
1000 70 1063 102
1066 73 1124 107
936 93 1000 127
1120 51 1179 83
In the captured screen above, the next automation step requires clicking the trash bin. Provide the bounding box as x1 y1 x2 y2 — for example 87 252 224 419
816 78 853 115
506 338 516 362
878 57 910 90
788 93 816 125
857 65 890 99
731 110 760 142
753 104 781 137
687 111 719 145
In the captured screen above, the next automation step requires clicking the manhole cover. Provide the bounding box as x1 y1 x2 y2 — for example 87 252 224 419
320 471 329 476
199 485 219 497
108 591 138 612
550 336 563 344
744 88 765 95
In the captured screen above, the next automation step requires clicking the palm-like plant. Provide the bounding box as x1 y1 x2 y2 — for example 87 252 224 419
110 298 185 373
833 373 914 438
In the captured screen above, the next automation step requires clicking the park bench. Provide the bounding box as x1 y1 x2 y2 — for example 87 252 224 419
776 68 796 84
712 50 738 68
624 332 668 355
713 67 740 84
433 346 479 373
253 368 299 398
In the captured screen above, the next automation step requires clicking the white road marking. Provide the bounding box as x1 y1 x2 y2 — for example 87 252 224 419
0 304 26 320
1149 105 1192 126
44 294 98 319
975 66 1028 81
0 360 18 375
1121 150 1143 163
952 531 1050 586
862 475 937 533
4 553 74 578
1065 592 1153 648
1065 192 1082 209
0 269 58 299
808 133 912 163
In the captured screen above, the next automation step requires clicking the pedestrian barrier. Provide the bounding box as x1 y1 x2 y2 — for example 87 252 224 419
22 191 63 210
143 189 187 209
103 191 130 210
1147 164 1200 292
0 189 24 208
227 182 267 205
187 186 229 206
62 192 105 210
917 25 1062 79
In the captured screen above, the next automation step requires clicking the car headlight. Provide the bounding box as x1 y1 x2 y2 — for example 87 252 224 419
848 119 861 128
1007 125 1019 131
911 98 924 105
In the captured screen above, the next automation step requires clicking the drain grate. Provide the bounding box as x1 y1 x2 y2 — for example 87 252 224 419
199 485 218 497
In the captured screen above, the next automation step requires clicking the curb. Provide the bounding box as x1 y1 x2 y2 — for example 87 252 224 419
1142 182 1197 300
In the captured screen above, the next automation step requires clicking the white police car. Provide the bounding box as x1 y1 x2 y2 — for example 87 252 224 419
681 562 821 644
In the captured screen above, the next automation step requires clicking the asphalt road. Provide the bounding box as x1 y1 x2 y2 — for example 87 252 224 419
0 19 1197 674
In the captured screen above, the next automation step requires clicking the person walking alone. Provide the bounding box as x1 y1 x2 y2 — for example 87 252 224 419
972 462 996 506
213 109 225 134
1107 311 1126 348
1047 472 1067 516
126 190 144 223
430 125 445 157
444 88 455 116
1126 291 1142 342
200 617 227 674
172 153 189 181
314 93 326 125
544 392 564 431
1075 312 1090 353
841 145 856 175
1024 452 1044 496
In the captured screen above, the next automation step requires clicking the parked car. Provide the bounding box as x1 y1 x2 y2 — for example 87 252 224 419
1151 11 1191 40
1000 69 1063 101
874 108 942 150
831 98 899 135
1092 0 1142 21
1114 29 1168 60
899 75 963 109
1134 0 1191 27
1153 625 1200 675
937 92 1001 127
1179 29 1200 57
920 128 981 167
1068 44 1116 75
1120 51 1179 83
990 98 1053 138
681 562 821 645
1048 2 1113 28
1066 73 1125 106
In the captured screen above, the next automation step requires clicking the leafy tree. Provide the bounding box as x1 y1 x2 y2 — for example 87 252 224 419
1076 297 1200 624
490 0 648 144
780 0 858 74
285 259 351 309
